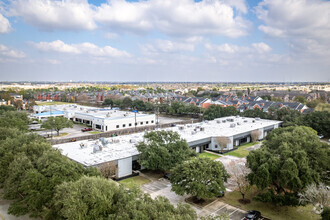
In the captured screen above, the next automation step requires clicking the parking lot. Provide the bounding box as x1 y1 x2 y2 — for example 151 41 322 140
141 177 249 219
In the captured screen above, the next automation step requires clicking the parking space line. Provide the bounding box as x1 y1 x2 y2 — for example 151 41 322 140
229 208 238 216
211 204 228 215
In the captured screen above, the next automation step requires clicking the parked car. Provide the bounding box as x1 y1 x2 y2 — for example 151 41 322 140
164 173 171 179
81 128 92 132
318 134 324 139
211 189 224 197
241 210 261 220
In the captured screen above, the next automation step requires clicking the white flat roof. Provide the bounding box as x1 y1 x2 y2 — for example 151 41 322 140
53 116 281 166
34 104 153 120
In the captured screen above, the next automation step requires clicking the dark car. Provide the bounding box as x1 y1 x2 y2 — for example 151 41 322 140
211 189 224 197
164 173 171 179
81 128 92 132
241 210 261 220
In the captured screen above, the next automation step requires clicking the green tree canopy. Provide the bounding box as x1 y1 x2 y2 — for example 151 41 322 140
170 157 229 200
0 111 29 131
52 176 197 220
136 130 196 172
247 126 330 205
42 116 73 136
203 105 239 120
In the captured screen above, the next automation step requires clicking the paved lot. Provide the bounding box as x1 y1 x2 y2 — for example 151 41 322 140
141 177 249 219
35 124 93 139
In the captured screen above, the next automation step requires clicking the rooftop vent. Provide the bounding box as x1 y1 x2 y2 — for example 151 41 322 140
252 120 255 123
178 126 185 130
80 143 87 149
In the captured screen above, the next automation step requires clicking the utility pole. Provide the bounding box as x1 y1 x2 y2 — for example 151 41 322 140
50 104 53 139
134 106 137 132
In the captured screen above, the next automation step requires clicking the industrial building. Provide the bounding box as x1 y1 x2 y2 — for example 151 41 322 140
33 104 156 132
53 116 281 179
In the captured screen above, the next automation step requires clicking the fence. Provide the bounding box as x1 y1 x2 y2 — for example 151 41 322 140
50 119 201 145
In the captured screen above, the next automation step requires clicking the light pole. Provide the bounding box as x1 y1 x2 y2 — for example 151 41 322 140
133 106 137 132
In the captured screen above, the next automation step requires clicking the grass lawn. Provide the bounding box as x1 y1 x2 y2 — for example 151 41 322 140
89 131 101 134
224 142 259 158
119 176 151 189
198 152 221 160
36 101 75 106
54 132 68 137
221 187 319 220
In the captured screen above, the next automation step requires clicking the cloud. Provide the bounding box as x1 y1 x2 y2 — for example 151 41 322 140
7 0 249 37
0 13 11 33
141 39 195 54
206 42 271 54
9 0 96 31
256 0 330 62
95 0 250 37
0 44 25 58
31 40 130 58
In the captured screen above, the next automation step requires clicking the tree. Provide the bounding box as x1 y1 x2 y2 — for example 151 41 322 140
42 116 73 136
120 97 132 109
203 105 239 120
298 183 330 214
136 131 196 172
102 98 114 107
170 157 229 200
251 130 261 143
302 111 330 137
247 126 330 206
227 161 251 202
0 111 29 131
215 136 230 153
13 100 23 110
52 176 197 220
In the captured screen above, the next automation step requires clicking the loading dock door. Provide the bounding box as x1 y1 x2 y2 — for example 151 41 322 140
196 146 200 153
117 157 132 178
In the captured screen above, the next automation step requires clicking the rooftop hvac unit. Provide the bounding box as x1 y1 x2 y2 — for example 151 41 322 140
230 123 236 128
86 110 89 113
222 120 226 123
236 115 240 118
191 131 197 135
244 120 248 123
130 139 136 143
99 138 109 146
113 139 120 143
178 126 184 130
79 143 87 149
216 120 221 124
255 117 260 120
92 144 102 153
109 139 114 144
229 118 234 122
80 107 83 110
187 124 192 127
237 122 241 125
242 117 245 119
106 113 110 117
200 127 205 131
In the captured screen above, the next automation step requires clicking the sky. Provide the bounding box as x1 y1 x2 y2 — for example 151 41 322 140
0 0 329 82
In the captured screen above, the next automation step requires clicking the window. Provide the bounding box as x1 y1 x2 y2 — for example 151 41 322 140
129 123 132 127
215 144 218 148
151 120 154 123
146 121 149 124
140 122 143 125
123 124 126 128
116 125 119 128
135 122 138 126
